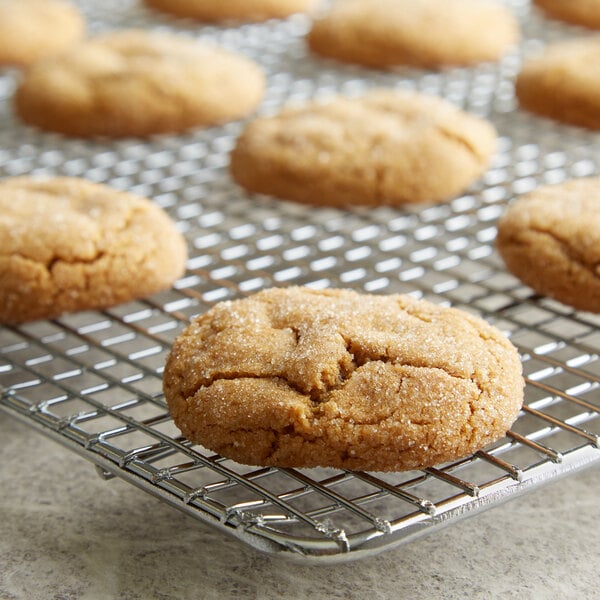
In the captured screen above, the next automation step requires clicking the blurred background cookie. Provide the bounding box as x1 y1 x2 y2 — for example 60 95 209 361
496 178 600 313
230 89 497 206
307 0 520 69
0 177 188 323
516 37 600 130
14 29 265 137
143 0 319 22
0 0 85 67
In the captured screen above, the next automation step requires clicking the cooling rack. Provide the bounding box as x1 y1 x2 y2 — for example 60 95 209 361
1 0 599 563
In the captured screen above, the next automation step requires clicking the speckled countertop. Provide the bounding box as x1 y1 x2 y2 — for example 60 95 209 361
1 416 598 600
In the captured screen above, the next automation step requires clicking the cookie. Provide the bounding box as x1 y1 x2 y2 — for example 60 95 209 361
534 0 600 30
0 0 84 68
0 177 188 323
496 178 600 313
230 89 497 207
515 37 600 130
163 287 524 472
144 0 318 22
14 29 265 138
307 0 520 69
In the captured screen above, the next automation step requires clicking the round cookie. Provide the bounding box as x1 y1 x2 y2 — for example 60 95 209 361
163 287 524 472
307 0 520 69
229 89 497 207
515 37 600 130
14 29 265 138
0 177 188 323
534 0 600 30
496 178 600 313
144 0 318 22
0 0 84 68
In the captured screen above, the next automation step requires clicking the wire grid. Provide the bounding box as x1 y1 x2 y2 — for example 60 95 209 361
1 0 600 562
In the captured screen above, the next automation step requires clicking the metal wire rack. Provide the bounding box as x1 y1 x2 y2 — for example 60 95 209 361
1 0 599 563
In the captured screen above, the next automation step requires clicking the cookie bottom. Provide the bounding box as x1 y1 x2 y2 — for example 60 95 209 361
144 0 317 22
534 0 600 30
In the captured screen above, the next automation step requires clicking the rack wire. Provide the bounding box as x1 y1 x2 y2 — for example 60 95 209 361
1 0 599 563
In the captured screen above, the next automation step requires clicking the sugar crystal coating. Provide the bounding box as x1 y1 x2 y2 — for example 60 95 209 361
163 287 524 471
0 177 187 323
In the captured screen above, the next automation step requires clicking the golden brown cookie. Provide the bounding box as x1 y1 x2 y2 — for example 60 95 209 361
307 0 520 69
163 287 524 472
0 0 84 67
144 0 318 22
0 177 188 323
496 178 600 313
515 37 600 130
14 29 265 138
230 89 497 207
534 0 600 30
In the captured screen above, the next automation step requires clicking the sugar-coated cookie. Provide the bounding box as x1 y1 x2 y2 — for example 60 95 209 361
0 177 188 323
496 178 600 313
515 37 600 130
230 89 497 206
144 0 318 22
0 0 84 67
534 0 600 30
14 30 265 137
163 287 524 472
307 0 519 69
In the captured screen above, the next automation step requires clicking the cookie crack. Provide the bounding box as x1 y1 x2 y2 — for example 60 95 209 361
345 339 470 382
191 334 487 419
433 124 486 165
394 300 434 323
529 225 600 276
329 335 486 406
0 249 106 272
197 373 312 402
193 362 482 412
46 250 107 271
5 204 145 272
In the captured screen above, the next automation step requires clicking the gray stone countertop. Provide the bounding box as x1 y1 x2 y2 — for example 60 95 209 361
1 415 598 600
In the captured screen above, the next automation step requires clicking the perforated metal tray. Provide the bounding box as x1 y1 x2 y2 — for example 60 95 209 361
1 0 599 563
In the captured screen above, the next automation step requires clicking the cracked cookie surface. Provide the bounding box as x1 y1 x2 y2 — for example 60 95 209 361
307 0 519 69
0 177 187 323
497 178 600 313
14 29 265 138
163 287 523 471
144 0 318 22
516 37 600 130
0 0 84 67
230 89 497 206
